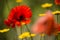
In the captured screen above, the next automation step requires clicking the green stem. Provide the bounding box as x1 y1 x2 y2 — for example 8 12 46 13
54 5 59 40
17 3 20 6
55 35 58 40
40 33 45 40
43 34 45 40
6 0 10 10
25 24 33 40
20 26 23 40
55 14 58 40
15 26 20 40
57 15 58 23
20 26 22 34
40 34 42 40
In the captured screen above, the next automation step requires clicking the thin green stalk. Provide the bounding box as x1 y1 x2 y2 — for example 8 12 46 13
20 26 23 40
40 34 42 40
55 14 58 40
43 34 45 40
6 0 10 10
15 26 20 40
20 26 22 34
55 35 58 40
40 33 45 40
55 12 59 40
55 5 59 40
17 3 20 6
25 24 33 40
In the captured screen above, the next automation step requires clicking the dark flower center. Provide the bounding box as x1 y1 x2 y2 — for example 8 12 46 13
16 15 25 21
20 15 25 21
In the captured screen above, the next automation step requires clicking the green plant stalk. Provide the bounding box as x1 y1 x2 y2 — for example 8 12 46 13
40 34 42 40
25 24 33 40
15 26 21 40
6 0 10 11
55 14 58 40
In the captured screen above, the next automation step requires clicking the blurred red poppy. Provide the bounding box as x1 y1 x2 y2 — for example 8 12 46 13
55 0 60 5
31 10 60 36
4 5 32 28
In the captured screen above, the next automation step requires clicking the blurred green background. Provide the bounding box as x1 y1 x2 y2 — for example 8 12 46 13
0 0 60 40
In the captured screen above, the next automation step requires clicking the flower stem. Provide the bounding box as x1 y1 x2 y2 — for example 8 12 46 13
6 0 10 10
40 34 42 40
55 14 59 40
15 26 21 40
20 26 23 40
20 26 22 34
55 35 58 40
25 24 33 40
55 5 59 40
40 33 45 40
43 34 45 40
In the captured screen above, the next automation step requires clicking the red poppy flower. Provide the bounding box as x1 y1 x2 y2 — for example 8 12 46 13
55 0 60 5
31 10 60 36
4 5 32 28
